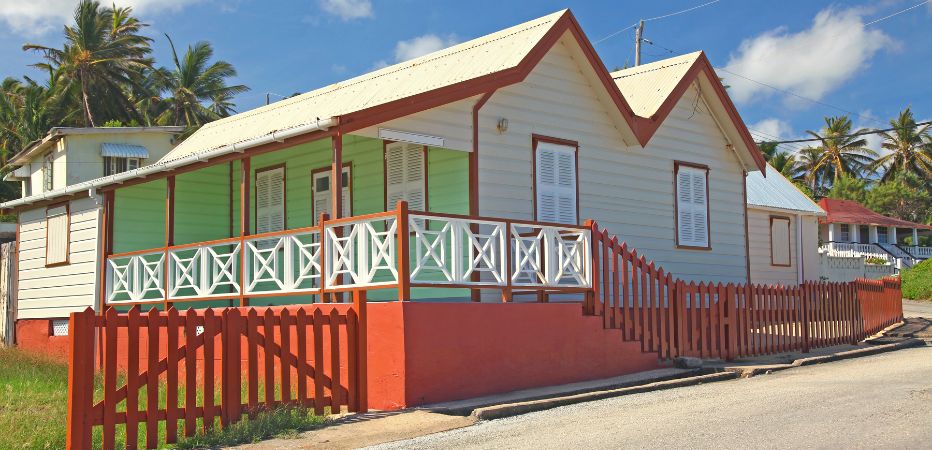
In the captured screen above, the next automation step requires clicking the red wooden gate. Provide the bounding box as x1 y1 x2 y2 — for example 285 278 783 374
66 296 367 450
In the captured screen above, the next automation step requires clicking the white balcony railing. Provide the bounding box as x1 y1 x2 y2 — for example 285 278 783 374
819 242 893 264
911 246 932 259
105 205 592 305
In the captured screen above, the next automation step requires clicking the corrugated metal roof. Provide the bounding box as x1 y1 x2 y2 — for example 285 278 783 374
610 52 701 117
160 10 567 163
101 143 149 158
746 164 824 215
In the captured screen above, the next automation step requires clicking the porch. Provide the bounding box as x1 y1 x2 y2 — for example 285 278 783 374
99 133 592 308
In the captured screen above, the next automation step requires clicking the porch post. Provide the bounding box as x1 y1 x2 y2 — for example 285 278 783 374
851 224 859 243
868 225 877 244
331 131 343 219
890 227 897 244
239 157 251 307
913 228 919 247
97 190 115 314
164 175 175 309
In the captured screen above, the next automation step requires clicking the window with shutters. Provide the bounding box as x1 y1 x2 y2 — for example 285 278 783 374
384 142 426 211
674 162 710 249
770 216 791 266
312 165 352 220
839 224 850 242
103 157 141 176
534 138 578 224
46 203 69 266
254 165 286 238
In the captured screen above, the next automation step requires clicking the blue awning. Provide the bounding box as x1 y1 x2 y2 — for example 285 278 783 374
101 143 149 158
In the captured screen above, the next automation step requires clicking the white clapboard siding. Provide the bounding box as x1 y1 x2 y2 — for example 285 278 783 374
16 197 100 319
747 209 797 286
385 142 426 211
473 35 749 284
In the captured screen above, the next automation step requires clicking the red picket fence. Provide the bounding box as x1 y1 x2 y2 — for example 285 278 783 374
586 223 904 361
66 298 368 450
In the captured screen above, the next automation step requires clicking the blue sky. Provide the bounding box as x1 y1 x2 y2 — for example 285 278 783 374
1 0 930 154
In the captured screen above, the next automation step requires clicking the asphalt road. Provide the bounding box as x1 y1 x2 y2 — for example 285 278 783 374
372 347 932 450
903 300 932 318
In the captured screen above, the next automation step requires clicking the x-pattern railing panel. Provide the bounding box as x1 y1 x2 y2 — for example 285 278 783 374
324 218 398 289
510 224 591 288
244 230 323 295
410 215 506 285
107 251 165 303
168 243 242 300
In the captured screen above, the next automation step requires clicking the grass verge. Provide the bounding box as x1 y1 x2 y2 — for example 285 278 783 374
172 407 327 449
901 259 932 301
0 347 328 449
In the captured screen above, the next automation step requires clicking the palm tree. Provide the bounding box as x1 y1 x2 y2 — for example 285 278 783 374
805 115 877 182
156 36 249 132
23 1 153 126
0 78 55 164
758 141 779 161
796 146 833 196
869 107 932 181
769 151 801 180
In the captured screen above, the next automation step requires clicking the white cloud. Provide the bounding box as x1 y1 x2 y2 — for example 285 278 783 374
722 6 896 105
749 118 794 141
0 0 204 36
393 34 458 62
854 110 888 156
319 0 372 21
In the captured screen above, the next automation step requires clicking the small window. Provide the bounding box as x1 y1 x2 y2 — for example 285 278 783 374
312 166 352 220
43 152 54 191
104 157 141 176
534 138 578 224
770 217 791 266
46 204 69 266
839 224 850 242
385 142 426 211
675 162 710 248
51 319 69 336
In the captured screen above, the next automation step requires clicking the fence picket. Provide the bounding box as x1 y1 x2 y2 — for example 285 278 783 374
203 308 216 432
126 307 140 447
103 308 118 449
145 308 160 449
183 309 197 437
166 308 179 443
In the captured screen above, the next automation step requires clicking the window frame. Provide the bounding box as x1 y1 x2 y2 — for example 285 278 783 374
382 141 429 212
769 215 792 267
45 201 70 267
877 226 888 244
673 160 712 250
253 163 287 234
839 224 850 242
531 134 580 225
311 162 353 220
43 152 54 192
104 156 142 176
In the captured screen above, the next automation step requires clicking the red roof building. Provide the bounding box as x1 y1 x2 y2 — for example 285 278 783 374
817 198 931 261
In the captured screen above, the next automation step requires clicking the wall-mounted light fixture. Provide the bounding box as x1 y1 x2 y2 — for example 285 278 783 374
496 118 509 134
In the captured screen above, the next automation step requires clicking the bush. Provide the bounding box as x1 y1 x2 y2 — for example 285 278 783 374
864 256 888 265
901 259 932 300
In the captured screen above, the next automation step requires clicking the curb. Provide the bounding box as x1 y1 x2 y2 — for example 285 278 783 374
470 372 737 421
724 338 926 377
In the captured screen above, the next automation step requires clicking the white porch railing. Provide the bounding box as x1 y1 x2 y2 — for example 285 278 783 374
104 204 592 305
819 242 893 264
910 246 932 259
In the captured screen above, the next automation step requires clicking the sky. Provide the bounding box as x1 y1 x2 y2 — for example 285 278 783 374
0 0 930 155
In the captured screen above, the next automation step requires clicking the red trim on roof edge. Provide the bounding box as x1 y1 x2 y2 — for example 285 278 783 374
818 198 932 229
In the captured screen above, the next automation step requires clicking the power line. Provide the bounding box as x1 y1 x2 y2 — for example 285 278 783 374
864 0 929 26
593 0 721 45
644 0 721 21
763 120 932 144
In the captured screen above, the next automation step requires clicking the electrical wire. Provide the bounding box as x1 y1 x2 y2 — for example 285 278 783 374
644 0 721 22
864 1 929 26
763 120 932 144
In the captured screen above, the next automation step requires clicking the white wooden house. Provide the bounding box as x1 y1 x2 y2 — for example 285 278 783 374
0 10 767 351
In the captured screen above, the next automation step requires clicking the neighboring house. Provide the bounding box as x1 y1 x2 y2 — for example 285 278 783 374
4 126 185 197
818 198 932 269
745 164 824 286
0 10 765 357
0 126 182 352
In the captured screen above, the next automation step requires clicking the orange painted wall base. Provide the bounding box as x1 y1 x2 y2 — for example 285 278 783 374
16 319 71 360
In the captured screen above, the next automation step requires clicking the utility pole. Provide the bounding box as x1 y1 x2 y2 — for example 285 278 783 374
634 20 644 66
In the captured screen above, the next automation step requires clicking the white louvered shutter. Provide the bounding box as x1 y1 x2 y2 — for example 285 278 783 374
535 142 577 224
46 204 68 265
676 165 709 247
385 143 426 211
256 167 285 235
313 168 351 220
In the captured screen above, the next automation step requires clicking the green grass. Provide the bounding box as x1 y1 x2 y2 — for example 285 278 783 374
901 259 932 300
173 407 327 449
0 347 70 449
0 347 328 449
